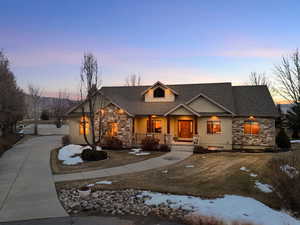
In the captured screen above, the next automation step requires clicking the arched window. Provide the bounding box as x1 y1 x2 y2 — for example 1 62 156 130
153 87 165 98
244 117 260 135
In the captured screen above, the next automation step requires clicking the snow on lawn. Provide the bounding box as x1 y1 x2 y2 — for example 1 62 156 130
255 181 273 193
95 181 112 185
291 140 300 143
58 144 102 165
250 173 258 177
58 144 84 165
129 148 150 156
185 165 195 168
240 167 250 172
280 165 299 178
139 191 300 225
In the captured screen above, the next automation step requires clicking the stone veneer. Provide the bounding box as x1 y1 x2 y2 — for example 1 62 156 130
232 117 275 149
95 104 133 147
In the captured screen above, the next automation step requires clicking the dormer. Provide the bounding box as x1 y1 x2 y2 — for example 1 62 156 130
141 81 178 102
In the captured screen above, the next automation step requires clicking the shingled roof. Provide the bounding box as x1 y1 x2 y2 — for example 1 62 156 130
69 82 278 118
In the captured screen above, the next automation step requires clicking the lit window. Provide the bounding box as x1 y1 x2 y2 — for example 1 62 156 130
153 87 165 98
244 119 260 135
207 120 221 134
147 120 162 133
108 122 118 136
80 116 89 135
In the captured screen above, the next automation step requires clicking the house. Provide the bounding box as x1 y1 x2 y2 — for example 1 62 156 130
66 81 278 150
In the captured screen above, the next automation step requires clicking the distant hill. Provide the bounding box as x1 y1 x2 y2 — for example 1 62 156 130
24 95 79 119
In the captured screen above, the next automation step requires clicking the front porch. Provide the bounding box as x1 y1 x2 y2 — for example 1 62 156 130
132 115 198 146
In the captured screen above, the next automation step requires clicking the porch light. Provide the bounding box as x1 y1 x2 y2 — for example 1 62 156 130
210 116 219 121
118 109 124 114
249 116 255 120
100 109 105 115
151 115 157 118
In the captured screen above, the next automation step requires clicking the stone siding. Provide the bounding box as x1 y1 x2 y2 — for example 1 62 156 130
95 104 133 147
232 117 275 149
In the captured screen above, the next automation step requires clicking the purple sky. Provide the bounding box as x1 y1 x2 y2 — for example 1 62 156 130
1 0 299 99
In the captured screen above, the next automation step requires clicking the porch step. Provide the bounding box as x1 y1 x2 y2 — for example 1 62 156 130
171 144 194 152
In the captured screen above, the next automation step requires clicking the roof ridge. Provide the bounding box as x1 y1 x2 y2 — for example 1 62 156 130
101 82 233 88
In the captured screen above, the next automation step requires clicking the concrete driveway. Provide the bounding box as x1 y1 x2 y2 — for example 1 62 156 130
23 124 69 136
0 135 67 222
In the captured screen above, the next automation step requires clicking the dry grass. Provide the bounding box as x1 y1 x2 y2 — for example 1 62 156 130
55 145 300 212
0 133 24 157
183 213 256 225
51 148 165 174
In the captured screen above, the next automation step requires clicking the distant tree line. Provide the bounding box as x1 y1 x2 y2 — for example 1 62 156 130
0 51 25 136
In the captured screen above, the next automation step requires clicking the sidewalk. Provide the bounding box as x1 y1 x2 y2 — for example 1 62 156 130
0 136 68 222
54 150 192 182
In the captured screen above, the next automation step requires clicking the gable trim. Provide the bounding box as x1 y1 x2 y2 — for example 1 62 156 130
164 104 201 116
141 81 179 96
186 93 235 115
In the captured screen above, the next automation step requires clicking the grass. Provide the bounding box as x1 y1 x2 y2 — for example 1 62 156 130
55 146 300 210
51 148 166 174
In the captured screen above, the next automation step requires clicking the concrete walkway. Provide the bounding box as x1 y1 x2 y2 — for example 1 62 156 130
0 136 68 222
54 150 192 182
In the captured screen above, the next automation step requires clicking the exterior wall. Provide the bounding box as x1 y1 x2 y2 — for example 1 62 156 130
232 117 276 149
187 96 225 113
194 117 232 150
68 118 92 145
68 104 133 147
144 88 175 102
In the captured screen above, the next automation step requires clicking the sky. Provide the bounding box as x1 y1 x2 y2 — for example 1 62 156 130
1 0 300 99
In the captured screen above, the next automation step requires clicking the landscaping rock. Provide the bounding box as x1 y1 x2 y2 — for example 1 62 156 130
58 188 189 220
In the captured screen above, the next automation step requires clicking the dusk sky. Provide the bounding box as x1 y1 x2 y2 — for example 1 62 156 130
1 0 299 98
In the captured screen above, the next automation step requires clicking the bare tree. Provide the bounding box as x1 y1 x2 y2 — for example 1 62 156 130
125 74 141 86
274 49 300 103
249 72 271 87
53 90 70 128
28 85 42 135
80 53 105 150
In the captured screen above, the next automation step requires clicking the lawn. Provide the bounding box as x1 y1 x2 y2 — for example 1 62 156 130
0 133 24 157
55 146 300 210
51 148 166 174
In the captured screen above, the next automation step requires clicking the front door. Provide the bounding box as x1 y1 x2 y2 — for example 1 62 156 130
178 120 193 138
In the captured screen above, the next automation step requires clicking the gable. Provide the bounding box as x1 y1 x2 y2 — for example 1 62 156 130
169 106 193 115
187 96 226 113
144 86 175 102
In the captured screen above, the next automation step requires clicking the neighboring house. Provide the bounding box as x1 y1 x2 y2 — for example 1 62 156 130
67 81 278 150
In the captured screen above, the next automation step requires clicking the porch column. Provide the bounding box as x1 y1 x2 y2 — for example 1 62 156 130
148 115 152 133
167 116 170 134
194 115 198 135
132 117 135 134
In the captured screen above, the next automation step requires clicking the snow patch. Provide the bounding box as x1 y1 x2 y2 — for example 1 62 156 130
280 165 299 178
138 191 300 225
250 173 258 177
162 170 168 174
240 167 250 172
129 148 150 156
95 181 112 185
87 184 95 187
255 181 273 193
185 165 195 168
291 140 300 143
58 144 84 165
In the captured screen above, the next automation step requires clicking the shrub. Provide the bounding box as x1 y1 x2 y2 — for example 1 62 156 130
62 135 70 146
159 144 171 152
104 136 123 150
40 110 50 120
193 145 208 154
141 136 159 151
268 154 300 216
276 128 291 149
81 149 108 161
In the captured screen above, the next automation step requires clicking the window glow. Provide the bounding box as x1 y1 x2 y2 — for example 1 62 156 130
80 116 89 135
147 119 162 133
207 119 221 134
108 122 118 136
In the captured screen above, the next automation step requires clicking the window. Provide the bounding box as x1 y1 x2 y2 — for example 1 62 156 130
108 122 118 136
153 87 165 98
147 120 162 133
244 119 260 135
207 120 221 134
80 116 89 135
